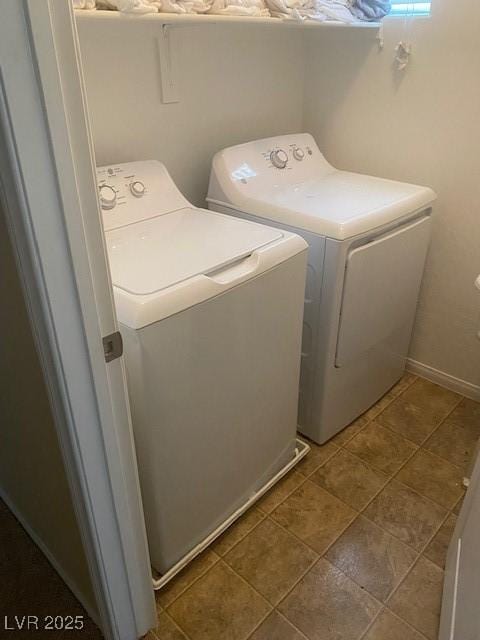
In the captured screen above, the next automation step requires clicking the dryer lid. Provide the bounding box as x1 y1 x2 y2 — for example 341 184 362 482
228 171 436 240
105 207 282 296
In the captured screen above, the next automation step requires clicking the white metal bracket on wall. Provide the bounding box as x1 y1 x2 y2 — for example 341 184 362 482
157 25 179 104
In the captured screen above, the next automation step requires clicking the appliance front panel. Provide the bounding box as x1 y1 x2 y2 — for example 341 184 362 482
335 215 432 367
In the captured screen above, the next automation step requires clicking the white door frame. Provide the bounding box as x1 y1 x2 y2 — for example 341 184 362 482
0 1 156 638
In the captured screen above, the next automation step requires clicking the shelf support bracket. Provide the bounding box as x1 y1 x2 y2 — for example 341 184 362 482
157 24 179 104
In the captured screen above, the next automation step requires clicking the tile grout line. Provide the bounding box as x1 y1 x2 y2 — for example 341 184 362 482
152 609 192 640
220 514 321 607
213 509 268 558
374 507 453 640
357 603 430 640
166 559 275 640
156 552 221 610
371 377 463 448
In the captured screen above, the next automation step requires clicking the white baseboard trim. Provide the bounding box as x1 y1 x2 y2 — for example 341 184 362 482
0 487 100 628
406 359 480 402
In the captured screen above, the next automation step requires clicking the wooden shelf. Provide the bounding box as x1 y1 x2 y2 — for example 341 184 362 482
75 9 380 29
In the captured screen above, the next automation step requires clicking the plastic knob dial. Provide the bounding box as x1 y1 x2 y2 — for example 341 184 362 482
270 149 289 169
293 147 305 161
99 184 117 210
130 180 146 198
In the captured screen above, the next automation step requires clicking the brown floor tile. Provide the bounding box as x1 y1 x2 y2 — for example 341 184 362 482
363 480 447 551
388 557 444 640
271 481 356 554
249 611 307 640
376 398 444 445
310 449 387 510
224 518 317 605
256 470 305 514
364 609 425 640
362 394 396 421
278 558 381 640
424 422 478 470
423 513 457 569
389 373 418 397
211 508 265 556
396 449 464 509
296 439 339 476
443 397 480 434
153 612 188 639
168 562 271 640
345 422 417 475
326 516 417 602
156 549 219 608
331 415 370 447
402 378 460 415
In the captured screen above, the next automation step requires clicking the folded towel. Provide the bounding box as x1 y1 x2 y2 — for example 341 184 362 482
264 0 312 20
311 0 356 22
96 0 160 13
73 0 96 8
350 0 390 20
266 0 356 22
159 0 213 13
208 0 270 17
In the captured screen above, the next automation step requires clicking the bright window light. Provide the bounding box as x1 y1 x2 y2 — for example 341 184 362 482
389 1 431 16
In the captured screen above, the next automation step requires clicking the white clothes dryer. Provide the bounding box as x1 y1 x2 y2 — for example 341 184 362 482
207 134 436 444
96 160 308 580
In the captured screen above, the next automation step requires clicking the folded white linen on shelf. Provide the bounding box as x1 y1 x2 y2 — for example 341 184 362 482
96 0 161 13
265 0 356 22
310 0 357 22
208 0 269 16
73 0 96 8
97 0 216 14
157 0 209 12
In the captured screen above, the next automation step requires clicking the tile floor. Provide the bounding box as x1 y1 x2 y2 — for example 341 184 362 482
149 375 479 640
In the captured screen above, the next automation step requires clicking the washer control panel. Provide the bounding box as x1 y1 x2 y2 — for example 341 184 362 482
96 160 190 231
97 166 149 212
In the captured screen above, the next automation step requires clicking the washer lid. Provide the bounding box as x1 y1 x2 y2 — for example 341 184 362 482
105 207 282 296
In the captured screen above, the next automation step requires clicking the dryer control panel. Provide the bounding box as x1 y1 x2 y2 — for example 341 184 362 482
214 133 334 191
96 160 190 231
265 140 314 171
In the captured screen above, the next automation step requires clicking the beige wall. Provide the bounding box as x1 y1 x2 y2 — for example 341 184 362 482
303 2 480 388
77 19 305 206
0 201 96 615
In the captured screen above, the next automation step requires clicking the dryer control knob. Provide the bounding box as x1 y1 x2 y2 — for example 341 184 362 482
293 147 305 161
99 184 117 210
130 180 146 198
270 149 289 169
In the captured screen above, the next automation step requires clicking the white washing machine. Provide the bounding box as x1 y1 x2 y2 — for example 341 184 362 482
207 133 436 444
96 160 308 582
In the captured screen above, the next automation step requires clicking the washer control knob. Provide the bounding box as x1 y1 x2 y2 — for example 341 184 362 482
130 180 146 198
270 149 289 169
293 147 305 161
99 184 117 210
